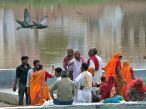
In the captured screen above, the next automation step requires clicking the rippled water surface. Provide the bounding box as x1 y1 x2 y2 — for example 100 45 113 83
0 0 146 69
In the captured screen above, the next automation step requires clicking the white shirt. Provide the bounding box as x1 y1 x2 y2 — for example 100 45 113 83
95 55 104 71
56 77 61 81
75 71 92 89
26 68 34 88
68 57 86 80
75 71 92 103
89 55 104 71
88 55 104 84
89 60 95 69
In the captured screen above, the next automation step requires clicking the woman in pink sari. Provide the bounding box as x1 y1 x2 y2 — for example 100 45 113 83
126 78 146 101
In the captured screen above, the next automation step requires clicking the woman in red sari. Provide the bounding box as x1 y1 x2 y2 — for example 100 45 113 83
100 76 116 100
105 52 123 95
30 64 51 105
126 78 146 101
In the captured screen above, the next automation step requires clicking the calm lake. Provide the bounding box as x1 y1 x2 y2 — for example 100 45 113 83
0 0 146 69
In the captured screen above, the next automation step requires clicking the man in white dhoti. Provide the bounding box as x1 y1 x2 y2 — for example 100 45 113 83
88 48 104 85
75 63 92 103
93 48 104 84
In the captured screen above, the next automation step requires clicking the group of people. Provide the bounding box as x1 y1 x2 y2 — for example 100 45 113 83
12 48 146 106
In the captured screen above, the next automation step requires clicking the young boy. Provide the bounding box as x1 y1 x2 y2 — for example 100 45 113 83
55 67 62 81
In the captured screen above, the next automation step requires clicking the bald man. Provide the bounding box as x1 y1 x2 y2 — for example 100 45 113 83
68 51 86 80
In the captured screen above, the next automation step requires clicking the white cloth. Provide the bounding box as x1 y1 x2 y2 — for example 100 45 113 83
75 71 92 103
77 89 92 103
94 55 104 84
89 60 95 69
68 57 86 80
89 55 104 85
26 68 34 88
56 77 61 81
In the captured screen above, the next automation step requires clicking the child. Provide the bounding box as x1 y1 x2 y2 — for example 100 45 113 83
55 67 62 81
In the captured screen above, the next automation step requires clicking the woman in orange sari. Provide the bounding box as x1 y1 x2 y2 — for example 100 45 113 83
105 52 123 95
122 60 135 84
121 60 135 100
30 64 51 105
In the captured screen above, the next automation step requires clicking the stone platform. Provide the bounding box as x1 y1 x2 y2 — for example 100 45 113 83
0 69 146 108
1 102 146 109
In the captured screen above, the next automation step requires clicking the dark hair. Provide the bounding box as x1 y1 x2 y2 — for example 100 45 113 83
93 48 97 55
55 67 62 74
119 55 122 59
101 76 106 82
33 60 40 66
88 48 94 55
61 70 68 77
67 48 73 53
81 63 89 71
37 64 43 70
21 56 29 61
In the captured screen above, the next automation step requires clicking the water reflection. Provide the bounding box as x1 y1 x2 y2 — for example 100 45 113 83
0 1 146 69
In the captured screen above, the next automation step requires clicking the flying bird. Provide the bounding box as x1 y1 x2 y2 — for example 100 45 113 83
16 9 34 30
32 16 48 29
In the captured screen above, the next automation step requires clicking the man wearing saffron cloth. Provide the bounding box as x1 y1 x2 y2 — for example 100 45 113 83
63 48 74 70
105 52 124 95
75 63 92 103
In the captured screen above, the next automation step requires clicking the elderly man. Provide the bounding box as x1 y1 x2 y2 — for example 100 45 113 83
63 48 74 70
50 71 76 105
68 51 86 80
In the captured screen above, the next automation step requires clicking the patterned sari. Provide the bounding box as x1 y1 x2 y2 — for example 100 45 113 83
30 70 51 105
126 78 146 101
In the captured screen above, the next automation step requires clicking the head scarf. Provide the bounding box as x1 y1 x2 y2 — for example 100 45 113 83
121 60 133 84
105 52 122 79
127 78 146 94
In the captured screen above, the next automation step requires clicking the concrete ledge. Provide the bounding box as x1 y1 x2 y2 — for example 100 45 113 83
0 69 146 106
1 102 146 109
0 91 18 105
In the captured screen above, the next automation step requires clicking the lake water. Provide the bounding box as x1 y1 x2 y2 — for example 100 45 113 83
0 0 146 69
